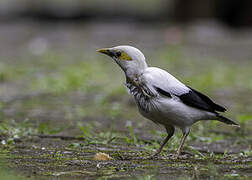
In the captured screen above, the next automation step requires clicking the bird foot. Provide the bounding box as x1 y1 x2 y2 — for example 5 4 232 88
164 150 181 159
149 150 162 159
151 153 182 160
149 153 159 160
176 151 181 157
168 153 179 159
170 151 189 159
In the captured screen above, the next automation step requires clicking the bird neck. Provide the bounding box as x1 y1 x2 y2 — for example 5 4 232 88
125 68 143 80
124 61 148 80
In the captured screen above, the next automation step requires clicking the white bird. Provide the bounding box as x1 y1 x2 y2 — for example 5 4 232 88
97 45 239 157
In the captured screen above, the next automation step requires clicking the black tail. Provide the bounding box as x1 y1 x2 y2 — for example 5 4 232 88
216 114 240 127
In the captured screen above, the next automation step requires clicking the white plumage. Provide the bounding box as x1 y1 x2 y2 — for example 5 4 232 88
97 45 239 157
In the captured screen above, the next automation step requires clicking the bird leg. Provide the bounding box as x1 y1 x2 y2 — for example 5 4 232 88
152 126 175 157
176 129 190 156
153 134 173 156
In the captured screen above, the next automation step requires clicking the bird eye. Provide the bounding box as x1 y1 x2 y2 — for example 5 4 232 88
115 51 121 57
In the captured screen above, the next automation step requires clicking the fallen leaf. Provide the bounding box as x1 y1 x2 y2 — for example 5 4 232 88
94 152 112 161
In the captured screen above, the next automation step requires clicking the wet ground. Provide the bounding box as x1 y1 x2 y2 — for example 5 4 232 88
0 21 252 179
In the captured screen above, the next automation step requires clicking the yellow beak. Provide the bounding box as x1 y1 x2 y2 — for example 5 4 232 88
96 48 110 54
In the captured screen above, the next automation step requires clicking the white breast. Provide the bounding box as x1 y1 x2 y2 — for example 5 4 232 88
125 82 154 113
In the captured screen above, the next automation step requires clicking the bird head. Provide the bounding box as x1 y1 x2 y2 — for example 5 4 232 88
97 45 148 79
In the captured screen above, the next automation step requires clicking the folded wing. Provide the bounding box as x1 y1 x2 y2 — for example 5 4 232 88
143 67 226 113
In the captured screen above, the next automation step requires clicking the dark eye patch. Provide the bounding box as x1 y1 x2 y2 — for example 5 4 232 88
106 50 115 57
115 51 121 57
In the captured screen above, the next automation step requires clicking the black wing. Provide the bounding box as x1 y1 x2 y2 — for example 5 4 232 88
154 86 172 98
154 85 226 113
188 87 226 112
177 86 226 113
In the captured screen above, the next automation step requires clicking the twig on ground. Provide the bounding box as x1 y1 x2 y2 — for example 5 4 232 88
32 134 86 141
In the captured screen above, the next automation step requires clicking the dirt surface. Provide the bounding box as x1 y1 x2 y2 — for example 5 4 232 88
3 135 251 180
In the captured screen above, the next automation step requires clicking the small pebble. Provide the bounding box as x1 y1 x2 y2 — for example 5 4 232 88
1 140 6 145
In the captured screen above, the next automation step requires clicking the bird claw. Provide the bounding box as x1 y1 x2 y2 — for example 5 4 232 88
171 151 190 159
149 154 157 159
149 155 157 160
150 153 181 160
149 151 161 159
174 154 180 159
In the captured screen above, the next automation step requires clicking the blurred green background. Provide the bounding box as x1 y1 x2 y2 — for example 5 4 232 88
0 0 251 179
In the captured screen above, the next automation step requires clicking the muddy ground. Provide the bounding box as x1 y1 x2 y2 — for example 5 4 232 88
0 21 252 179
